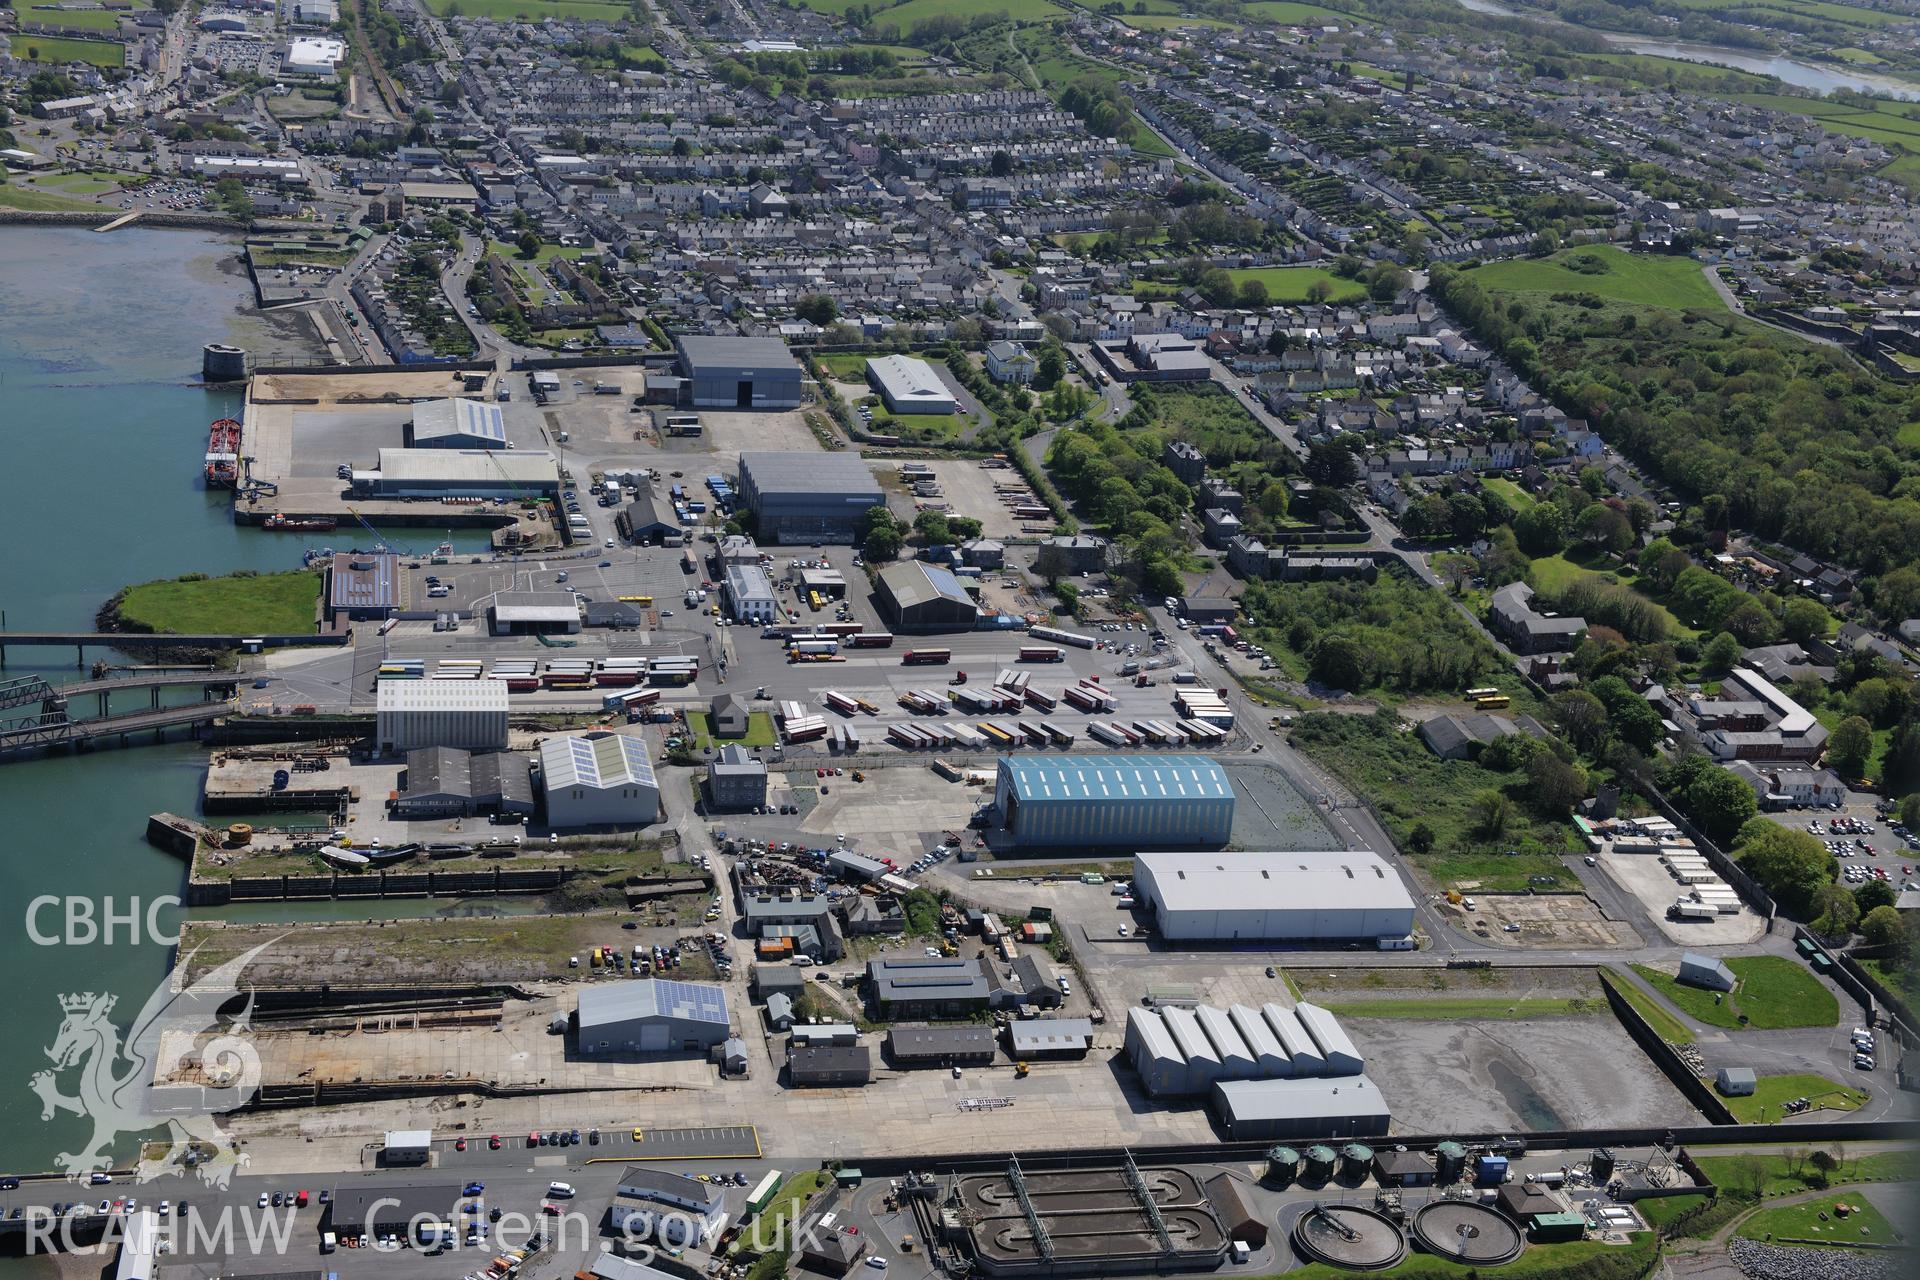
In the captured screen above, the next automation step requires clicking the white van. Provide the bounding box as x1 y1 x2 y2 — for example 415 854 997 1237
793 955 815 967
547 1181 576 1199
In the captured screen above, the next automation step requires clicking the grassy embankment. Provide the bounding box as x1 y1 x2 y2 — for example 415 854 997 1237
1627 956 1838 1031
113 571 323 635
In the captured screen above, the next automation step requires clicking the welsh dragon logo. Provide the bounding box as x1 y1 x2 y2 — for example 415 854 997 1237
28 942 277 1187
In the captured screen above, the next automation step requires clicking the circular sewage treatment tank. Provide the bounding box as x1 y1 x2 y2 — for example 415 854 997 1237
1291 1204 1408 1272
1412 1201 1526 1267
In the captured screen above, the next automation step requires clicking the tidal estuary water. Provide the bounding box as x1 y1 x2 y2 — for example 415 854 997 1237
0 228 376 1195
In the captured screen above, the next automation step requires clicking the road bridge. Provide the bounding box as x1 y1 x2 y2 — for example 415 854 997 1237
0 632 347 667
0 674 235 761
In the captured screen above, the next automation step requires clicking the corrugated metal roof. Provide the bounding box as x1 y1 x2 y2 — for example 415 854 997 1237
540 733 658 792
578 979 729 1031
879 560 973 610
867 354 953 407
412 397 507 446
676 334 800 375
1293 1001 1363 1072
328 551 399 610
739 451 882 502
1008 1018 1093 1053
377 679 509 713
375 448 560 484
1000 754 1232 802
1211 1074 1387 1123
1137 850 1414 915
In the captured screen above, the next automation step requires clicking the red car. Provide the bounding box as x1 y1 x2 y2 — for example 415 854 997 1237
541 1202 561 1216
528 1132 540 1148
454 1139 466 1152
489 1135 501 1150
817 768 826 778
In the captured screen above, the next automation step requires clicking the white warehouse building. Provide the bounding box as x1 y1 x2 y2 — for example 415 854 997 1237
376 679 510 755
1132 850 1416 944
540 732 661 828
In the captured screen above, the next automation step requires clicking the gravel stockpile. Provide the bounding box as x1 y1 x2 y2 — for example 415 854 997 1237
1728 1237 1906 1280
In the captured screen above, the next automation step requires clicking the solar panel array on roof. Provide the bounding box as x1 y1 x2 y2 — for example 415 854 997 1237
651 978 730 1025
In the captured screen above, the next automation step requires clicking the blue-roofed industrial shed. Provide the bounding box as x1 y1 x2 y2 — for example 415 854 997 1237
994 754 1235 850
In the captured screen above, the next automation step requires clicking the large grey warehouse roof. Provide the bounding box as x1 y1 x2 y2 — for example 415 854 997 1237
1211 1074 1387 1123
578 979 729 1032
878 560 973 610
867 354 953 408
412 397 507 446
1135 851 1414 914
999 754 1232 802
676 334 800 373
738 452 882 500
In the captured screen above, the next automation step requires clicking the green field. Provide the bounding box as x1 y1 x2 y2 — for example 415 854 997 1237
1482 477 1536 512
814 353 872 380
1737 1194 1899 1247
1721 1073 1868 1124
1247 1 1358 23
1524 549 1693 638
31 170 127 195
15 4 146 33
1608 971 1695 1044
0 182 109 211
1658 0 1907 26
1222 266 1370 302
114 570 322 636
1320 996 1602 1019
877 0 1066 26
1692 1150 1915 1199
688 710 777 749
424 0 630 17
1289 1233 1656 1280
1136 266 1370 303
6 33 126 66
1413 850 1574 892
1469 246 1723 311
1629 956 1838 1031
1122 12 1236 28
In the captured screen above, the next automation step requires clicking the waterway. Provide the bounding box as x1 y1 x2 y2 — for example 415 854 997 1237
1452 0 1920 99
0 226 493 1184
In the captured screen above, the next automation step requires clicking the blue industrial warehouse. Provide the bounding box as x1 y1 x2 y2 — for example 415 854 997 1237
993 754 1235 850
